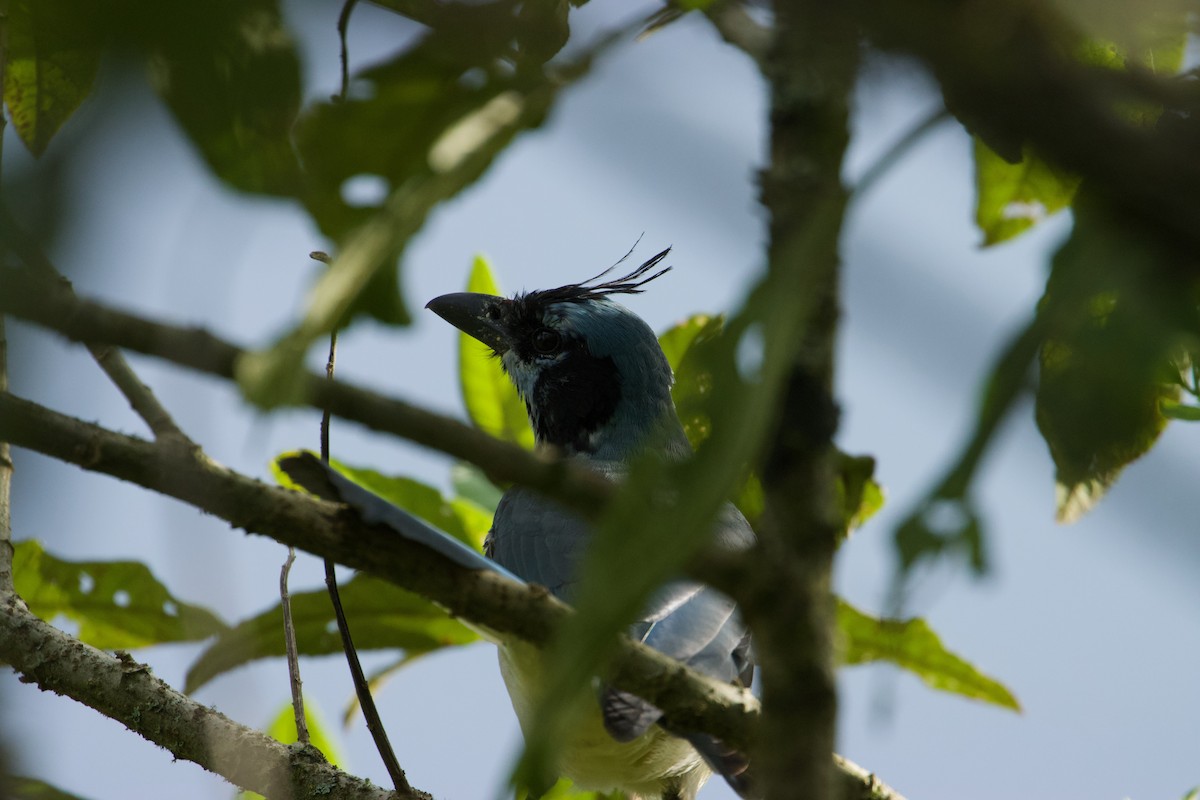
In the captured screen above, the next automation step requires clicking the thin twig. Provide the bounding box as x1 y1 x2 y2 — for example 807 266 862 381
852 107 951 198
0 205 191 443
281 547 310 744
0 595 404 800
315 251 411 791
0 0 15 596
336 0 360 103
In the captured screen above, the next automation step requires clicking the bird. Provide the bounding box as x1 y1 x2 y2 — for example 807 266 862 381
425 249 756 800
282 249 756 800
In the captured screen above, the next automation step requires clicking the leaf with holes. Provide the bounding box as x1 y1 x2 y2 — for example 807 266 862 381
12 540 227 649
458 256 535 449
3 0 107 156
973 139 1080 247
838 599 1020 711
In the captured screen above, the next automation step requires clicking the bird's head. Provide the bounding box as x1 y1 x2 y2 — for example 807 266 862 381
427 248 689 461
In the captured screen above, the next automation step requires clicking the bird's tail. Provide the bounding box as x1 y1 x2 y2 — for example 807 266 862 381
678 730 757 800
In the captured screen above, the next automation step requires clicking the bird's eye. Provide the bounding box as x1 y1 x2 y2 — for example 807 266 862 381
532 328 560 355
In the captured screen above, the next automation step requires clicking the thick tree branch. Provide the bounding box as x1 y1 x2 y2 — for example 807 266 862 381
741 2 857 798
0 390 760 750
0 267 613 517
0 594 408 800
0 390 905 799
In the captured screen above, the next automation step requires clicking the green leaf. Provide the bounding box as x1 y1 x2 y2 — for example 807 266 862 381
7 776 93 800
451 461 505 513
664 314 725 450
12 540 227 649
3 0 106 156
145 0 302 195
458 256 535 448
313 457 490 551
185 572 479 693
837 452 884 535
238 701 345 800
341 651 429 724
837 599 1020 711
1036 196 1186 523
658 313 720 372
973 139 1081 247
1179 787 1200 800
190 458 488 692
1160 400 1200 422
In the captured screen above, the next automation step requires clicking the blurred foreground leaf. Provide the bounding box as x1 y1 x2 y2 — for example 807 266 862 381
838 599 1020 711
3 0 106 156
12 539 227 649
1036 196 1189 522
241 10 624 403
146 0 302 195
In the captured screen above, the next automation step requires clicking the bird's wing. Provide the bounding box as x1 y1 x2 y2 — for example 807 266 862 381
277 452 520 580
602 504 757 743
489 485 593 598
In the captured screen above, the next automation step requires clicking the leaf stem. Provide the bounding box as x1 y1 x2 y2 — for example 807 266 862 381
281 546 310 744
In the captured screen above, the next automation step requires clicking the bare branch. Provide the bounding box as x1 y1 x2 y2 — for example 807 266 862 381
280 548 310 745
0 594 412 800
0 268 614 517
0 390 761 751
0 382 904 800
0 207 192 443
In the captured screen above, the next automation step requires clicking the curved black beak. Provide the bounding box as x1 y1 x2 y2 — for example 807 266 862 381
425 292 513 354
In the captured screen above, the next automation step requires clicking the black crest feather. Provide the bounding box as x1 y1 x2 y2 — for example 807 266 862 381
525 246 672 306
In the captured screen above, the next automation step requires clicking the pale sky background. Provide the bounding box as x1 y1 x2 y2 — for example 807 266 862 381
3 2 1199 800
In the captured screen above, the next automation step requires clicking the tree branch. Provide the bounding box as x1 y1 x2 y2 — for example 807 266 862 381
704 1 771 66
742 2 857 798
860 0 1200 255
0 267 613 517
0 594 411 800
0 389 906 799
0 390 761 750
